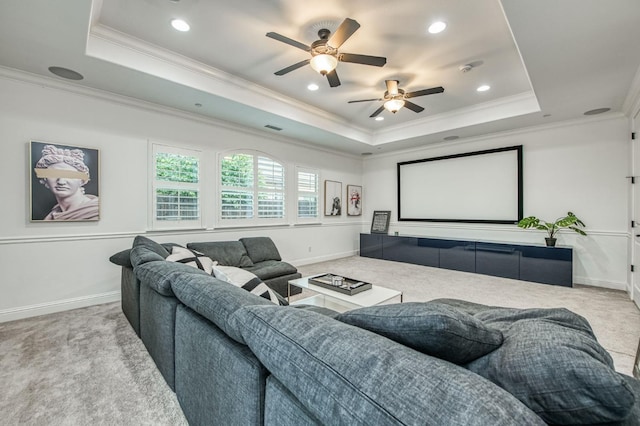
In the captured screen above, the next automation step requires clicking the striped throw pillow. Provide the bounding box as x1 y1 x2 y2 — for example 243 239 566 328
212 265 281 305
166 246 216 274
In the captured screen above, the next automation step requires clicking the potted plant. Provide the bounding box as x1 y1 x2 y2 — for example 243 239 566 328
517 212 587 246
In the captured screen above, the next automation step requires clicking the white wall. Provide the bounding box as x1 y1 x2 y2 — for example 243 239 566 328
363 115 630 290
0 74 364 322
1 71 633 322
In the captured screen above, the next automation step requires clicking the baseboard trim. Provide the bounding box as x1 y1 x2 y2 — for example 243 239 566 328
574 276 627 292
293 250 358 267
0 291 121 323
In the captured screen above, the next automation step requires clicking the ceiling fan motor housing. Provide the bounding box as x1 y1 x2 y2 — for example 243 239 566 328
311 40 336 56
384 88 405 100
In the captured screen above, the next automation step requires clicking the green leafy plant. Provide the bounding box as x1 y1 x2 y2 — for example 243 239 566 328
517 212 587 240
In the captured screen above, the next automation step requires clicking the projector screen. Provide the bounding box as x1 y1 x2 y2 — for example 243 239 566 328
397 146 523 224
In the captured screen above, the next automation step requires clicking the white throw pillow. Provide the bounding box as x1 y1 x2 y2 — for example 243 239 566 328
213 265 280 305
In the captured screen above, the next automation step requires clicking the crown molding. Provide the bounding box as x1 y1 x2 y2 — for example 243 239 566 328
366 111 626 160
0 66 365 160
371 91 540 145
87 24 373 144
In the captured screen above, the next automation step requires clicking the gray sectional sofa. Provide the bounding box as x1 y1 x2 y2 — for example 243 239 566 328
109 236 302 337
116 235 640 425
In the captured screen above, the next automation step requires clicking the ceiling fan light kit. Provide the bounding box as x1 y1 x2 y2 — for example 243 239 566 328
384 99 405 113
349 80 445 118
309 54 338 75
267 18 387 87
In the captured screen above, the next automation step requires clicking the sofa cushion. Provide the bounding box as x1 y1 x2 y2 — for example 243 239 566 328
244 260 298 281
430 298 498 315
135 260 210 297
166 246 216 274
240 237 282 263
336 302 503 364
618 374 640 426
187 241 254 268
475 306 599 339
467 308 636 424
170 271 274 344
235 305 545 425
212 265 282 305
130 236 172 268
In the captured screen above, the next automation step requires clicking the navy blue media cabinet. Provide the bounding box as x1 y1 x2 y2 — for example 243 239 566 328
360 233 573 287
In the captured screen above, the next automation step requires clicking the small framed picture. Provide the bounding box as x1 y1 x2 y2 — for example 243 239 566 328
30 141 100 222
324 180 342 216
346 184 362 216
371 210 391 234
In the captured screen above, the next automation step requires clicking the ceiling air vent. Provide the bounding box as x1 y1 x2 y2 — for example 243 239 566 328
264 125 283 131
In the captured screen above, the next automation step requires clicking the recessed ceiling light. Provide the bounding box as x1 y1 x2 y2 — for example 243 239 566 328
584 107 611 116
361 152 373 156
374 116 384 121
48 66 84 80
171 19 190 32
195 103 202 107
543 113 551 118
307 83 319 91
428 21 447 34
444 135 459 141
477 85 491 92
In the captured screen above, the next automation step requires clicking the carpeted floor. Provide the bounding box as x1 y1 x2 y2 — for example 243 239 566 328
2 255 639 424
0 302 187 425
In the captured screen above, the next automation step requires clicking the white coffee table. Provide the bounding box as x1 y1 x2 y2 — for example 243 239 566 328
288 274 403 313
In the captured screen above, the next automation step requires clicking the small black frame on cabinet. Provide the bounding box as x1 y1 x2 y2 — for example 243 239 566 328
371 210 391 234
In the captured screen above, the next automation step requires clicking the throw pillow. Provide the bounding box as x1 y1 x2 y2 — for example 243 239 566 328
166 246 216 274
335 302 503 364
213 265 282 305
466 313 636 424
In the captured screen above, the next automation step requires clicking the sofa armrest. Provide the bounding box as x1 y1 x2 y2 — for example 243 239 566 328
109 249 132 268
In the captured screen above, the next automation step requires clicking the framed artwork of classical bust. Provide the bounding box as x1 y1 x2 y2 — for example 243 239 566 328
29 141 100 222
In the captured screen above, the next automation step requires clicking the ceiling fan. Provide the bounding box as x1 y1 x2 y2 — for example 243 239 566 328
348 80 444 117
266 18 387 87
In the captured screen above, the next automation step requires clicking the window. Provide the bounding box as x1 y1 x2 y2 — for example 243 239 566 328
151 144 202 229
296 167 319 221
220 151 285 225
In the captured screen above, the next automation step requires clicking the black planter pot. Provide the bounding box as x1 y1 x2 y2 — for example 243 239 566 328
545 237 557 247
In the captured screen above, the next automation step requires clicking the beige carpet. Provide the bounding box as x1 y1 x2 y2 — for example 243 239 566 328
0 302 187 425
1 255 639 424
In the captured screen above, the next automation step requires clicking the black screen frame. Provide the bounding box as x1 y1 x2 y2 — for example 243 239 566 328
397 145 523 224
